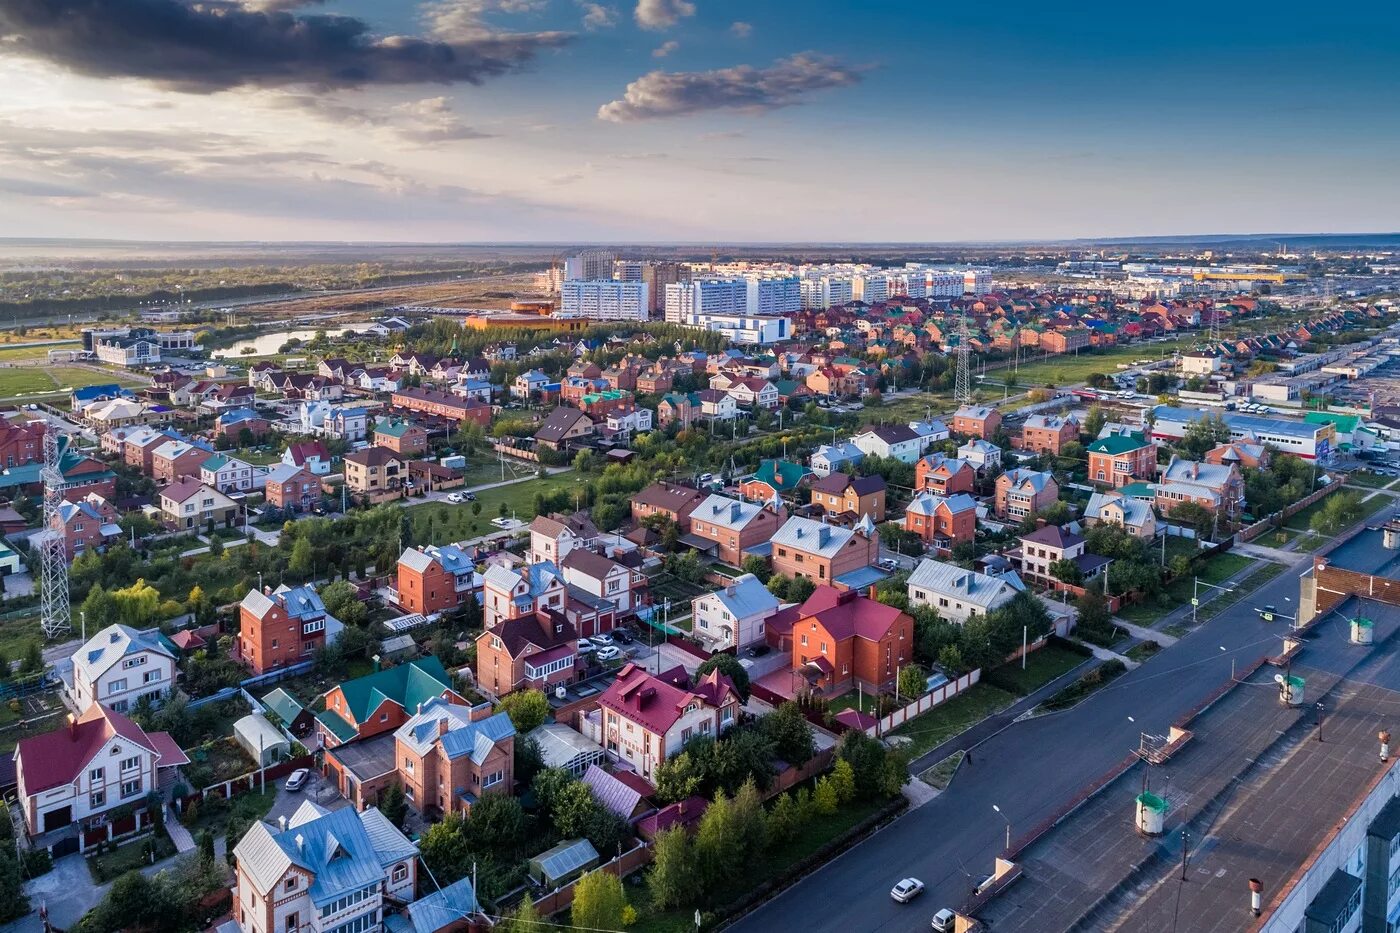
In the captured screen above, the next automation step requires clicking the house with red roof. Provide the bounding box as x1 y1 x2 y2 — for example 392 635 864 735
281 439 332 477
14 703 188 835
589 663 741 784
767 586 914 697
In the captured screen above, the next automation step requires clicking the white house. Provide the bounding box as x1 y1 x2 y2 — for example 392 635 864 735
323 407 369 443
958 438 1003 473
561 548 639 616
606 406 653 437
909 419 951 446
907 558 1023 625
512 369 551 400
696 389 740 420
200 454 262 494
233 800 418 933
850 424 923 463
527 512 600 566
690 573 781 651
809 442 865 477
70 624 178 714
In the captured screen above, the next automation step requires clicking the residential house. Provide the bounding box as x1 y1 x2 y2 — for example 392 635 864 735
995 468 1060 520
1206 439 1269 470
695 389 740 421
0 418 44 469
265 464 322 513
916 454 976 496
70 624 177 714
717 375 779 409
630 482 707 532
396 544 481 617
592 663 741 782
769 516 880 587
373 418 429 456
533 407 595 451
909 419 951 447
512 369 551 400
850 424 923 464
958 438 1003 473
122 427 181 474
768 586 913 696
53 494 122 559
808 472 887 523
528 512 600 566
1086 491 1158 539
474 611 579 697
343 447 407 498
158 479 239 531
1020 414 1080 455
1086 432 1156 486
316 656 464 748
686 495 786 566
561 548 643 619
454 378 494 404
1156 457 1245 519
809 442 865 477
952 405 1003 439
739 459 813 503
150 438 213 484
232 801 417 933
238 584 336 677
690 573 781 651
324 407 370 443
15 704 187 835
482 561 567 630
904 491 978 552
283 440 332 477
392 698 515 817
200 454 261 493
214 408 272 442
1014 523 1109 587
907 558 1024 624
657 392 699 428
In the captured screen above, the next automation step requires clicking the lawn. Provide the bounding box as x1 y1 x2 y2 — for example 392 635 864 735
983 642 1091 696
0 341 80 362
1286 489 1391 535
920 750 965 790
828 689 880 715
183 787 277 841
1118 552 1254 626
997 342 1178 389
405 470 580 543
1343 470 1394 490
1042 659 1126 711
87 828 179 883
0 613 43 665
0 365 147 400
887 683 1017 759
1195 561 1287 623
1126 640 1163 663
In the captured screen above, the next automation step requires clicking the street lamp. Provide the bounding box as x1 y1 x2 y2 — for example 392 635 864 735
992 804 1011 852
1192 578 1235 624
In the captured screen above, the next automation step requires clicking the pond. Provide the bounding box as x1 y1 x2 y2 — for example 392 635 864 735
213 321 379 358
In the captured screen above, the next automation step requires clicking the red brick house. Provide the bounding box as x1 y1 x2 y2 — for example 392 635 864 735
766 587 913 696
316 655 465 747
952 405 1002 439
630 482 708 532
236 584 332 676
264 463 322 512
474 611 579 698
915 454 976 496
150 439 213 484
396 543 478 616
391 387 492 427
903 491 977 552
1019 414 1079 455
53 493 121 560
0 418 44 469
1086 433 1156 486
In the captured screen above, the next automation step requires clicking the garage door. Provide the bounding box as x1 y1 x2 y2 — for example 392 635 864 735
41 805 71 833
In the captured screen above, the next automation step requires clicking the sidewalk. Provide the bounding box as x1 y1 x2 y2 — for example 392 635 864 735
1110 619 1177 646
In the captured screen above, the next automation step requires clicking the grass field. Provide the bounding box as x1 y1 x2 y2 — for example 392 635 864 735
998 342 1179 389
984 643 1091 695
0 365 147 399
887 683 1016 759
1118 552 1254 625
1343 470 1394 490
1285 488 1393 533
0 341 80 362
405 470 579 543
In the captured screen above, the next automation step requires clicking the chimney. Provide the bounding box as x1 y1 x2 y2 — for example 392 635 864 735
1036 517 1047 529
1249 878 1263 917
1382 730 1391 763
263 585 272 596
67 714 76 739
678 800 686 815
372 654 381 672
278 816 288 832
438 717 450 738
867 585 877 599
294 833 305 853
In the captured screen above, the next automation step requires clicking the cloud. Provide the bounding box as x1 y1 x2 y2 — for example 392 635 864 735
577 2 616 29
634 0 693 31
390 96 496 142
652 40 679 59
237 0 327 11
598 52 865 122
729 20 752 38
0 0 572 92
420 0 550 40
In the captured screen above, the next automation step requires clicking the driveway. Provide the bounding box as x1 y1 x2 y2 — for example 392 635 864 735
265 768 347 825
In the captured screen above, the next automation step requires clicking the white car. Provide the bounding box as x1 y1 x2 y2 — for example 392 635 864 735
491 517 512 528
285 768 310 792
446 493 464 503
891 878 925 903
592 632 615 646
931 908 956 932
577 638 597 653
596 645 622 661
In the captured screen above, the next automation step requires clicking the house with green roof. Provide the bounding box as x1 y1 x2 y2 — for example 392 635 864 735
1087 432 1156 486
315 655 465 748
739 459 814 503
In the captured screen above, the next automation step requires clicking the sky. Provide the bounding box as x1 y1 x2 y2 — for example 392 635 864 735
0 0 1397 243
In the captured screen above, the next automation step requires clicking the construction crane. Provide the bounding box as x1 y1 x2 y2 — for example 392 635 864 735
37 431 71 640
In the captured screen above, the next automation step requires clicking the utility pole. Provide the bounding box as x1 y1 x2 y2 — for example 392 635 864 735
1180 829 1190 880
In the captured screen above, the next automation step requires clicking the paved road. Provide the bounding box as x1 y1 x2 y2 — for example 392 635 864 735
730 547 1321 933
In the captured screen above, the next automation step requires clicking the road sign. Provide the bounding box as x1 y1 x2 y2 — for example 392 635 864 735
1190 598 1199 606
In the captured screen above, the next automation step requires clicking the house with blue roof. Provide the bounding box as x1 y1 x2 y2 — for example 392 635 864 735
232 799 418 933
809 441 865 477
691 572 784 651
393 698 516 817
69 384 127 411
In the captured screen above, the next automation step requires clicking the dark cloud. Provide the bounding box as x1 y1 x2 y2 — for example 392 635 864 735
0 0 571 92
598 53 866 122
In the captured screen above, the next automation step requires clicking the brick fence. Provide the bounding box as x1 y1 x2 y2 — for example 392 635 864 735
1238 480 1338 543
530 841 653 917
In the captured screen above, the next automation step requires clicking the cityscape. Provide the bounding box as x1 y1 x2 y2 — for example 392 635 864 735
2 3 1400 933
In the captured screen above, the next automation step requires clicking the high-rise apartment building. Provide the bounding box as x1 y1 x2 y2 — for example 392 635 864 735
563 250 618 281
745 276 802 315
664 278 748 323
560 280 650 321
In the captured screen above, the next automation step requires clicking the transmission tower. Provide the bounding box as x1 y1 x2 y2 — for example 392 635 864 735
954 311 974 406
38 431 71 640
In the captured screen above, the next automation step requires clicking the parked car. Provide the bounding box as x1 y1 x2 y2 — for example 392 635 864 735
746 644 771 658
596 645 622 661
890 878 925 903
931 908 956 932
285 768 310 792
592 632 615 646
612 629 634 645
465 492 477 501
878 558 900 572
577 637 597 653
446 493 464 503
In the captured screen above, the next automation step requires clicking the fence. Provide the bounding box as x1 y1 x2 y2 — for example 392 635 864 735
528 841 653 917
871 669 981 736
175 753 317 811
1238 480 1339 543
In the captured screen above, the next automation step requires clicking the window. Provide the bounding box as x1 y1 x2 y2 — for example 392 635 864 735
90 790 105 808
121 779 142 798
143 670 161 684
108 679 128 694
123 655 146 669
404 759 415 773
89 768 103 783
800 635 808 647
482 770 504 788
285 877 298 892
120 757 140 772
392 863 408 883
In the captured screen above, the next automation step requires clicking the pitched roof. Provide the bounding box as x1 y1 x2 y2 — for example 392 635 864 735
1020 523 1084 548
598 663 738 736
794 586 907 643
856 423 918 444
693 494 773 531
1087 434 1149 455
906 491 977 516
490 611 578 658
73 624 175 685
560 547 626 581
333 656 455 726
702 573 780 620
770 516 864 558
395 697 515 763
748 459 811 493
632 482 707 514
907 558 1023 610
582 764 647 820
16 704 159 794
999 467 1053 493
534 407 594 443
286 440 330 464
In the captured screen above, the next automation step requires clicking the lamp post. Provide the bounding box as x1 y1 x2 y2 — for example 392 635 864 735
1192 578 1235 625
992 804 1011 853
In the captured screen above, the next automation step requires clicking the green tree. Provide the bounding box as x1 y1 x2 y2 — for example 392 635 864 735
81 585 118 630
472 499 483 517
740 555 772 583
693 790 738 891
530 768 577 816
418 814 472 885
0 850 26 923
830 759 857 806
20 640 44 675
498 689 550 733
937 643 968 676
502 895 540 933
1049 558 1083 585
647 826 695 910
652 751 701 804
812 776 839 814
571 870 628 932
1084 405 1106 440
288 536 315 577
1168 501 1215 538
758 702 815 766
730 778 767 856
197 830 216 871
897 663 927 700
514 735 544 789
111 578 160 627
461 794 528 858
551 780 599 840
767 792 799 847
1180 413 1231 459
377 783 407 829
694 653 750 700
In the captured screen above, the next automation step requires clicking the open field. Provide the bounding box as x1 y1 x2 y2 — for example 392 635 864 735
983 642 1091 696
0 341 81 362
405 470 579 542
243 274 540 320
0 365 147 399
997 342 1179 388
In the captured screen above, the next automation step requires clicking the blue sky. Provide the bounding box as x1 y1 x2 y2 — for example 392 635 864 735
0 0 1396 242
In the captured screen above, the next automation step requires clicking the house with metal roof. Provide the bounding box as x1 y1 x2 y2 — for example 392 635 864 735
387 876 486 933
907 558 1024 624
391 697 515 817
316 656 465 749
809 441 865 477
395 544 482 617
690 572 783 651
238 583 340 676
1085 491 1158 539
770 515 881 589
68 623 177 715
739 458 814 503
581 763 651 822
232 800 418 933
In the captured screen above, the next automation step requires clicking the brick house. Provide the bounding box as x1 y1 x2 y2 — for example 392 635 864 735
630 482 707 532
482 561 567 630
590 664 740 783
769 516 880 586
1019 414 1079 455
687 495 786 566
533 407 595 451
373 418 429 456
952 405 1003 439
393 698 516 816
808 472 887 523
263 463 322 513
904 491 977 552
158 479 239 531
995 467 1060 520
915 454 976 496
765 587 913 696
528 512 600 566
54 494 121 560
344 447 407 498
739 459 814 504
150 438 213 484
237 584 334 677
1087 433 1156 486
396 543 479 616
1156 457 1245 519
0 418 44 469
390 388 493 427
315 656 464 748
561 548 645 620
474 611 579 697
282 440 332 477
1014 523 1109 588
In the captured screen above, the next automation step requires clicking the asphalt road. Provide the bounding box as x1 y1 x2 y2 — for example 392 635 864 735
731 549 1318 933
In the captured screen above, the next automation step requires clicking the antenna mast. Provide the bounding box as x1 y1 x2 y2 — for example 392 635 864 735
38 431 71 640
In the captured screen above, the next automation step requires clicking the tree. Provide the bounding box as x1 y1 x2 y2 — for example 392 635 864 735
462 794 528 858
730 777 767 856
288 536 315 577
830 759 857 806
471 500 482 517
897 663 927 700
377 783 407 828
937 643 967 676
0 850 26 923
571 870 628 933
551 780 600 840
1084 405 1106 439
812 776 839 814
1312 491 1363 536
20 640 44 675
81 585 118 630
1049 558 1083 585
1168 501 1215 538
1181 413 1231 459
767 792 799 847
197 829 216 871
758 702 815 766
502 895 540 933
647 826 695 910
694 653 750 700
740 554 772 583
498 690 550 733
111 578 160 627
693 790 738 891
514 735 544 789
418 814 472 885
837 729 896 799
652 751 701 804
530 767 577 816
1075 589 1113 639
